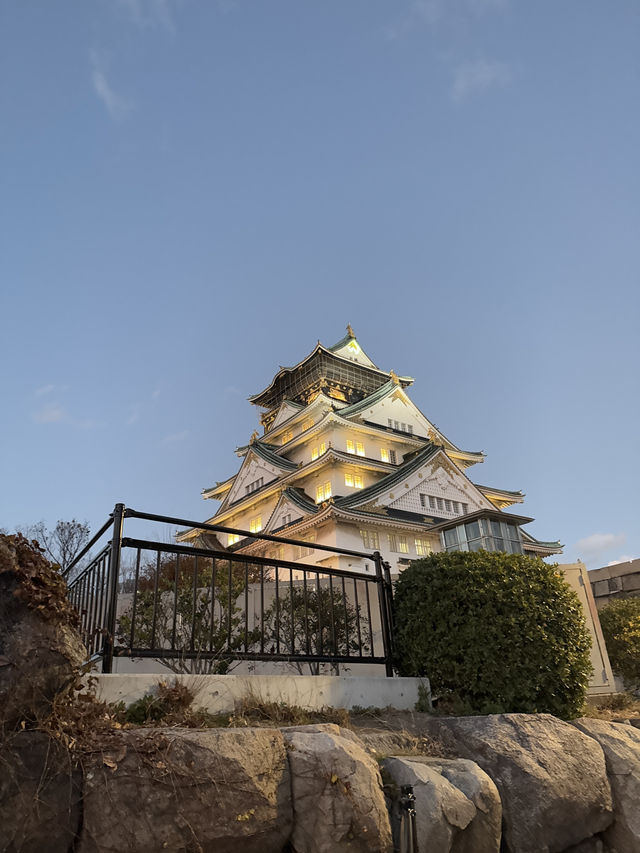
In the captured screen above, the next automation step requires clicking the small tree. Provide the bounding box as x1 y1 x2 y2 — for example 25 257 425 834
262 584 365 675
117 552 261 674
393 551 593 719
20 519 90 576
598 597 640 691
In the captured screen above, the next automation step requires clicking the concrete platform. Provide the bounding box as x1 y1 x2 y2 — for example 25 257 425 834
92 673 428 713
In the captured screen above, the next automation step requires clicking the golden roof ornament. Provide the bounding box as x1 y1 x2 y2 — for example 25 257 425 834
346 323 355 338
389 369 400 385
249 430 259 443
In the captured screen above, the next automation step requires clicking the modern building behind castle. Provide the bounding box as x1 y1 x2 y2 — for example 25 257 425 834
180 327 561 574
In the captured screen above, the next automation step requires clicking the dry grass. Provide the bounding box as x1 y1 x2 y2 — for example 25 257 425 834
228 695 350 728
33 677 355 755
581 693 640 721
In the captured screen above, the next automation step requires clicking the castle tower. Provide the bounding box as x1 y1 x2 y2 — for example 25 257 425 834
180 327 561 573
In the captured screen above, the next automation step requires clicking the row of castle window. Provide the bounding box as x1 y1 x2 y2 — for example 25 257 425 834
228 514 263 544
245 477 264 495
315 481 332 503
312 440 397 463
419 494 468 515
388 419 413 434
345 440 397 463
345 473 363 489
360 529 431 556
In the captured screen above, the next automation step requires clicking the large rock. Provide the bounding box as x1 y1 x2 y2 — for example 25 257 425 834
425 757 502 853
415 713 613 853
356 729 439 759
0 730 82 852
572 718 640 853
382 755 501 853
562 838 607 853
282 725 393 853
77 727 292 853
0 535 86 730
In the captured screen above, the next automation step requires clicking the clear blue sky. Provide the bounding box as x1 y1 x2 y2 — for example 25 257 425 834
1 0 638 570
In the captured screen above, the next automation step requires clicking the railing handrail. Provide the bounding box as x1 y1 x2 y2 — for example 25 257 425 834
63 515 114 578
67 543 112 588
124 507 377 561
117 536 379 583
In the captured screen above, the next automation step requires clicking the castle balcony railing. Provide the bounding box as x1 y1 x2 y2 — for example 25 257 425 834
64 504 396 676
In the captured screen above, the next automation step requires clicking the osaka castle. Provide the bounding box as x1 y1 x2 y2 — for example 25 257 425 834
181 327 561 573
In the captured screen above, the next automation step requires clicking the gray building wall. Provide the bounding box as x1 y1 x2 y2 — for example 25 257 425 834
589 558 640 611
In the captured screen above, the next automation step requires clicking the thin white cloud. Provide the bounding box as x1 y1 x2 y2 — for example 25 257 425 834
33 402 99 429
452 59 512 101
34 384 57 397
160 430 189 446
90 51 132 121
575 532 627 563
33 403 67 424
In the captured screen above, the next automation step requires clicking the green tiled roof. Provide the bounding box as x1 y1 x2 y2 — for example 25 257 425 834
474 484 524 498
251 441 298 471
328 332 356 352
281 486 319 514
336 442 441 509
521 531 563 550
338 380 397 418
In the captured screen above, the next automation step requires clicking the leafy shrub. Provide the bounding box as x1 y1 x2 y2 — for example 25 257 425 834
393 551 592 719
599 598 640 691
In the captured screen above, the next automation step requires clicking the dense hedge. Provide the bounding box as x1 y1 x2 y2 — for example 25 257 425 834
393 550 592 719
599 597 640 690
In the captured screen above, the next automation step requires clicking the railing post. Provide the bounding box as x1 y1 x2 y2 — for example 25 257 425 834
102 503 125 674
382 559 396 656
374 551 394 677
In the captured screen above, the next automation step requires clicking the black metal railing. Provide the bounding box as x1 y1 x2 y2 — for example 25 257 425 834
65 504 396 675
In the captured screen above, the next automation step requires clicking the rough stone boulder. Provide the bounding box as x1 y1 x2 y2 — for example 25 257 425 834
562 838 607 853
77 727 293 853
415 713 613 853
572 718 640 853
382 755 501 853
282 724 393 853
0 730 82 852
355 728 439 759
0 534 86 730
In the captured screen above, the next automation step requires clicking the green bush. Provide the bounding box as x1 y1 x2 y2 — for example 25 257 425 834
393 551 592 719
599 598 640 690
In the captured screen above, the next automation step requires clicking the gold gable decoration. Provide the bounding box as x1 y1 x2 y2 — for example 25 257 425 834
356 501 389 516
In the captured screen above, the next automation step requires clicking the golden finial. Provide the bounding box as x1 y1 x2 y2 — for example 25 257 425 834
249 430 259 443
346 323 355 338
389 369 400 385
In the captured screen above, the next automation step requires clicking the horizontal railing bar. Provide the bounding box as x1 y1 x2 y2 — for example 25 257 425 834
63 516 114 578
116 649 387 664
120 537 379 583
124 508 375 561
67 544 112 589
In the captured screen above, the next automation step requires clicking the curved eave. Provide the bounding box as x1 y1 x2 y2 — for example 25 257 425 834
265 392 338 441
475 484 525 506
202 477 234 500
329 505 438 531
449 449 485 466
521 531 563 556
